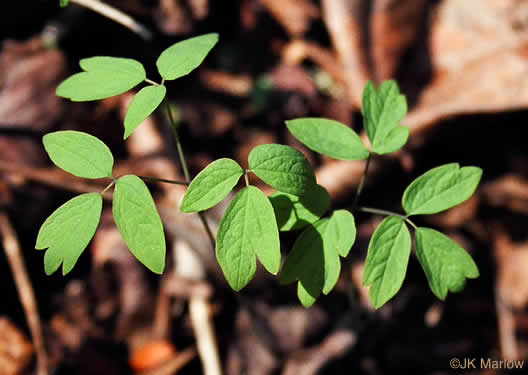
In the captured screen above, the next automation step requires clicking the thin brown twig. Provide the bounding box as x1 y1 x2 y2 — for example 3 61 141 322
0 212 48 375
69 0 152 40
0 160 112 200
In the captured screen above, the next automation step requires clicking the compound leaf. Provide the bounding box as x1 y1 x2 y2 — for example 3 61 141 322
280 218 341 307
363 216 411 309
216 186 281 291
327 209 356 257
402 163 483 216
57 57 145 101
124 85 166 139
181 158 244 213
286 118 369 160
362 80 408 154
43 131 114 179
156 33 219 80
415 227 479 300
248 144 315 196
36 193 102 275
113 175 166 274
269 184 330 231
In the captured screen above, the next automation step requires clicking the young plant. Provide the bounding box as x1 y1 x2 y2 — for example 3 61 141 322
38 33 482 309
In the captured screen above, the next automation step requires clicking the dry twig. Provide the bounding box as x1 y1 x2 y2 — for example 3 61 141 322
0 212 48 375
70 0 152 39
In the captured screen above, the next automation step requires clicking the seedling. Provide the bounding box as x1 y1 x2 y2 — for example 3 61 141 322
37 33 482 309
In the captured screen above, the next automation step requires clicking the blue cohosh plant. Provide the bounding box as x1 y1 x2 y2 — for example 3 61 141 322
36 33 482 308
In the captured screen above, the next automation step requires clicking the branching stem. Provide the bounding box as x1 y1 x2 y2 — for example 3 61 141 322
164 100 216 250
358 206 417 229
138 176 188 186
352 153 372 211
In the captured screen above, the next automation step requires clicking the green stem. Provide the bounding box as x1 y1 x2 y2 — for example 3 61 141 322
164 99 216 250
244 171 250 187
145 78 160 86
165 99 191 181
101 180 116 196
358 206 417 230
352 153 372 211
138 175 188 186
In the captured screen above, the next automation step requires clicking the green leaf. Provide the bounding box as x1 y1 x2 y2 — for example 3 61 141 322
297 282 317 308
269 184 330 231
43 131 114 179
57 57 145 101
181 158 244 213
36 193 102 275
415 227 479 300
363 216 411 308
248 144 316 196
113 175 166 274
280 218 341 307
60 0 69 7
216 186 281 291
402 163 483 216
327 210 356 257
361 80 408 154
285 118 369 160
124 85 166 139
156 33 219 80
370 125 409 155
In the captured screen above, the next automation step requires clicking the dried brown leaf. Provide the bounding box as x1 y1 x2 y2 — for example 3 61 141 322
405 0 528 134
258 0 319 36
371 0 428 81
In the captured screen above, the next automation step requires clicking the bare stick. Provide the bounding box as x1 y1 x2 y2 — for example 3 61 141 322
0 212 48 375
70 0 152 40
189 299 222 375
0 160 112 200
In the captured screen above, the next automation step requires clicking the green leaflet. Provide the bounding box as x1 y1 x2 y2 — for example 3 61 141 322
327 209 356 257
279 218 341 308
297 282 316 308
57 57 145 101
156 33 219 80
43 131 114 179
248 144 316 196
285 118 369 160
216 186 281 291
415 227 479 300
402 163 483 216
361 80 409 154
269 184 330 231
36 193 102 275
181 158 244 213
113 175 166 274
124 85 167 139
363 216 411 308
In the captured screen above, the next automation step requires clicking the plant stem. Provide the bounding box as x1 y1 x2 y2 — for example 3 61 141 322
358 206 417 229
138 176 188 186
145 78 160 86
164 99 216 250
352 153 372 211
101 180 115 196
165 100 191 182
244 171 250 187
